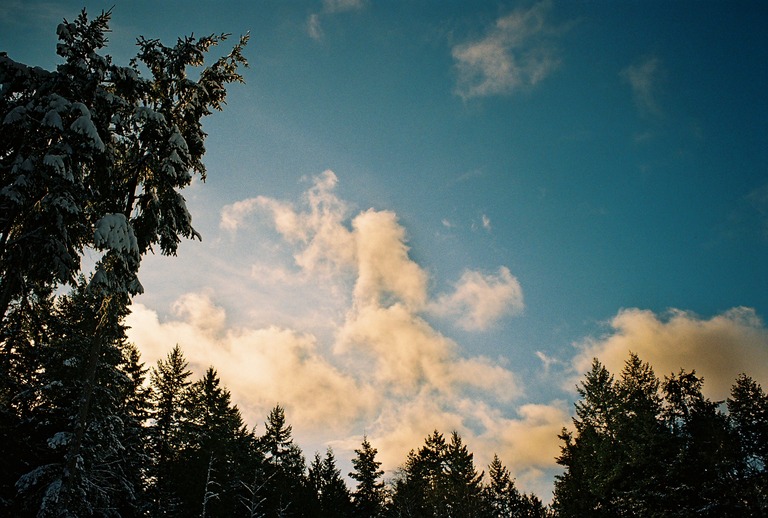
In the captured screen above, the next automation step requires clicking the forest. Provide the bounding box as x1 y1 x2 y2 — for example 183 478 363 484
1 9 767 518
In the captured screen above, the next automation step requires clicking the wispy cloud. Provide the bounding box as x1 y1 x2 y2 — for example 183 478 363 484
621 56 663 117
570 307 768 400
307 0 366 41
451 0 560 99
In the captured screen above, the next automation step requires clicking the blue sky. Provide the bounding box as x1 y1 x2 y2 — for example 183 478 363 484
3 0 767 499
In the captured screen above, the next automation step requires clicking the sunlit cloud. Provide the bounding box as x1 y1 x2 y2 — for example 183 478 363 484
570 306 768 400
452 0 560 99
430 267 524 331
621 56 663 117
126 295 378 432
129 170 550 492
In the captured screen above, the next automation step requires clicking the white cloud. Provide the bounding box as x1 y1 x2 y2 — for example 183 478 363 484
430 267 524 331
452 0 560 99
570 307 768 400
621 56 663 117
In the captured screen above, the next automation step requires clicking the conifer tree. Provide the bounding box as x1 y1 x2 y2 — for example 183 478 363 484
442 431 484 517
484 454 522 517
148 344 192 515
0 8 248 321
309 448 353 518
11 280 147 516
259 405 310 516
349 436 385 517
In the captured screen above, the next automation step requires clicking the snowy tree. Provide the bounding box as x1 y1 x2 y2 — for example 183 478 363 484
0 8 248 321
9 279 148 516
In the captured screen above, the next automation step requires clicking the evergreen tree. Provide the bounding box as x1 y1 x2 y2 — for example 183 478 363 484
389 429 446 516
0 8 248 321
11 280 148 516
442 431 484 517
662 369 741 516
259 405 311 517
148 344 192 515
309 448 353 518
554 354 671 517
349 436 385 517
728 374 768 513
483 454 522 517
174 367 257 517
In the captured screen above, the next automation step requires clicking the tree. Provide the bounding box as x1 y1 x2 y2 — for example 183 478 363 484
484 454 522 517
259 405 310 517
10 279 148 516
727 374 768 514
661 369 741 516
309 448 353 518
554 354 671 517
0 8 248 320
442 431 484 517
173 367 256 517
349 436 385 517
148 344 192 515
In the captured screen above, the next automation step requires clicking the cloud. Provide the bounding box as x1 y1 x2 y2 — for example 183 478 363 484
482 214 492 231
570 307 768 400
452 0 560 99
621 56 663 117
430 267 524 331
126 295 378 432
307 0 366 41
127 170 555 491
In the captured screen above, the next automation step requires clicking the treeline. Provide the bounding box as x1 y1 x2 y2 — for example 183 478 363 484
0 280 548 517
2 280 767 517
554 353 768 517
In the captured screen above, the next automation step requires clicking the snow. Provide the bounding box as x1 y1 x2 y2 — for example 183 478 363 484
43 154 67 176
168 127 189 153
134 105 166 123
3 105 25 124
70 115 105 151
93 213 139 255
42 109 64 130
47 432 70 449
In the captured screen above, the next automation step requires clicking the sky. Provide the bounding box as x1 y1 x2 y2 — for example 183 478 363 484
3 0 768 500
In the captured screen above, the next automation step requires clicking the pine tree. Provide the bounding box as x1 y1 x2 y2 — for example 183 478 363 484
554 354 671 517
349 436 385 517
10 280 148 516
174 367 255 517
309 448 353 518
